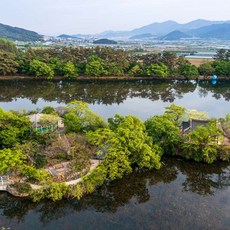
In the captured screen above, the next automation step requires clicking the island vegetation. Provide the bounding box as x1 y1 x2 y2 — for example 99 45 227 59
0 38 229 79
0 102 229 202
93 39 118 45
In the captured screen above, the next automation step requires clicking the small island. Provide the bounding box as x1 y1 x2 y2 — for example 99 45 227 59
0 102 229 201
93 38 117 45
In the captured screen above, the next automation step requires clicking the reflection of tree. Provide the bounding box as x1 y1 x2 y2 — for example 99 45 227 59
175 159 230 196
1 79 230 106
0 79 199 106
0 193 37 222
198 80 230 101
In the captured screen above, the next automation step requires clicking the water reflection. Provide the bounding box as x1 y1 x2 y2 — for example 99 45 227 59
0 79 229 104
0 158 229 229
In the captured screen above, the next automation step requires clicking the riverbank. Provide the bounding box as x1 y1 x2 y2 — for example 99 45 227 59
0 75 229 81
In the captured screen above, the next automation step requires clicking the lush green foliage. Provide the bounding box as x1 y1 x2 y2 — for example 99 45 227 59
47 182 69 201
145 115 182 155
0 40 229 78
182 120 223 163
87 115 162 180
29 60 54 79
212 61 230 76
63 61 78 78
0 108 31 148
0 38 17 52
85 55 106 76
64 100 107 133
0 103 229 203
0 149 26 174
165 104 186 126
0 50 19 75
21 165 50 183
198 62 215 77
10 182 32 194
214 49 230 62
144 63 169 77
41 106 57 115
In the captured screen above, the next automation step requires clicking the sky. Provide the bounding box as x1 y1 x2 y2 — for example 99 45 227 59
0 0 230 35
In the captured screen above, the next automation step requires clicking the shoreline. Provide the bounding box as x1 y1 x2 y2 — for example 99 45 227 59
0 75 229 81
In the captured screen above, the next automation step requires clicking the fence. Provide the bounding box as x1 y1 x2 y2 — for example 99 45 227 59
0 176 10 186
34 122 58 134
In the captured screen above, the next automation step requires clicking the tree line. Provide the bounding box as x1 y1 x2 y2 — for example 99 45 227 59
0 38 229 78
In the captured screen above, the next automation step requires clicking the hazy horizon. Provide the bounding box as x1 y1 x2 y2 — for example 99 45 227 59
0 0 230 35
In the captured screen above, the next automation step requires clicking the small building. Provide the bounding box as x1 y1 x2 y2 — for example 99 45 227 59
27 113 64 133
181 119 210 134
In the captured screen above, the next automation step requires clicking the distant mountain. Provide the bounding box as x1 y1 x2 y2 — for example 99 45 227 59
0 23 43 41
131 20 180 36
161 30 191 40
182 19 229 30
93 39 117 44
187 23 230 40
100 19 230 39
129 33 155 40
160 23 230 40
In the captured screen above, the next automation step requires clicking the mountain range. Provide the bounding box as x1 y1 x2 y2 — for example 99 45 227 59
1 19 230 41
0 23 43 41
99 19 230 40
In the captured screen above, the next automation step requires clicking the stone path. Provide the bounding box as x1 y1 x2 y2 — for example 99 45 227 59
66 160 99 185
30 159 100 190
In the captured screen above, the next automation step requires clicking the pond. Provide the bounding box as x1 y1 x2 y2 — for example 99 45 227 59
0 79 230 120
0 79 230 229
0 158 229 230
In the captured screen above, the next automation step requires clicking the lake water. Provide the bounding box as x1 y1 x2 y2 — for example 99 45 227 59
0 158 229 230
0 79 230 120
0 79 230 229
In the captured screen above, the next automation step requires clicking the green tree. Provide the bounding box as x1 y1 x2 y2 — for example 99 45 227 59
165 104 186 126
103 62 124 76
41 106 56 115
0 108 31 148
145 115 182 155
182 120 223 163
128 64 142 76
85 55 105 76
212 61 230 76
0 149 26 174
199 62 214 77
87 115 162 180
29 60 54 79
47 182 69 201
0 50 19 75
48 57 64 76
64 100 107 133
0 38 17 53
144 63 169 77
162 51 177 71
187 109 209 120
214 49 230 62
177 63 199 78
63 61 78 78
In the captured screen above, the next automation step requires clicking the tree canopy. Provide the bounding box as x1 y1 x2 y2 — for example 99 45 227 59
87 115 162 180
